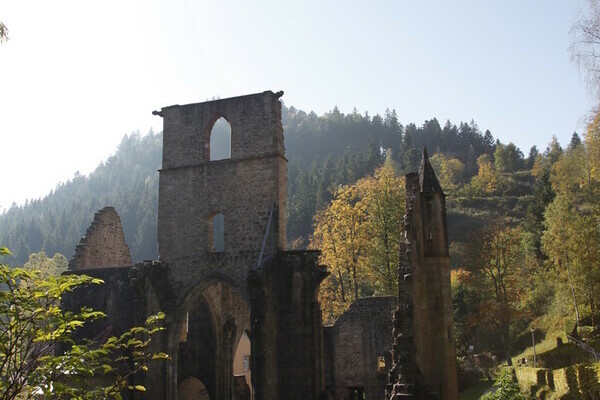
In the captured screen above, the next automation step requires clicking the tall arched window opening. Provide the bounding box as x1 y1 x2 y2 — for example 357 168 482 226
211 213 225 252
209 117 231 161
233 331 252 396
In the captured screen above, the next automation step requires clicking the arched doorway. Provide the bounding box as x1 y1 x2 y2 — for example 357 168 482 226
172 279 251 400
178 376 210 400
177 298 216 398
233 331 252 399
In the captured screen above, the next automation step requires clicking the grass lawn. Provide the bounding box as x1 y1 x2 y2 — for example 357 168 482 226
512 329 568 366
512 327 598 369
459 379 493 400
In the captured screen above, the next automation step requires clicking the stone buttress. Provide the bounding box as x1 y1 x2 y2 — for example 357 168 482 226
387 149 459 400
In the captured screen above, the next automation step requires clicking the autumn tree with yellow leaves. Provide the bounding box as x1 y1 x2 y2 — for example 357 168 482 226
358 159 405 295
311 159 405 324
429 153 465 194
311 183 370 323
471 153 498 195
542 117 600 327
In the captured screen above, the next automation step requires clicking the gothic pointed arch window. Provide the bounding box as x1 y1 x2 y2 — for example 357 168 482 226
209 117 231 161
210 213 225 252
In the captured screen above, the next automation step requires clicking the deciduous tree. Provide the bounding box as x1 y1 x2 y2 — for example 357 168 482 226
471 154 498 195
429 153 465 194
312 160 406 322
542 195 583 326
467 221 525 365
494 142 524 173
571 0 600 99
23 250 68 279
0 247 167 399
543 126 600 327
311 184 371 323
0 21 8 43
357 158 405 295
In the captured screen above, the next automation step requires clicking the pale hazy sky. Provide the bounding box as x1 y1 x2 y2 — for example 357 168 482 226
0 0 595 212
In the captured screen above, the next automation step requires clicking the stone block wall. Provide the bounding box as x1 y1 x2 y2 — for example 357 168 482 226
61 261 168 399
158 91 284 171
388 150 458 400
248 250 328 400
69 207 132 270
151 91 294 400
415 153 458 399
324 296 396 400
156 91 286 269
64 91 354 400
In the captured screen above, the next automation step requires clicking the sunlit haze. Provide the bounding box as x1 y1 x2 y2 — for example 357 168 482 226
0 0 594 212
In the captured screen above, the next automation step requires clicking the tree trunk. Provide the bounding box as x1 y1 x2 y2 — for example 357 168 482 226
591 282 597 328
502 325 512 366
565 253 581 327
337 268 346 303
352 263 359 300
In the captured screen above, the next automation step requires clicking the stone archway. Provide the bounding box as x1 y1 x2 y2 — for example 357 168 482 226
178 376 210 400
168 278 251 400
232 331 252 400
177 298 217 398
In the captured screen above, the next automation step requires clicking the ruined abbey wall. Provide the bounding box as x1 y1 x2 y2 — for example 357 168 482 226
324 296 396 400
157 91 286 272
387 150 458 400
69 207 132 270
63 92 459 400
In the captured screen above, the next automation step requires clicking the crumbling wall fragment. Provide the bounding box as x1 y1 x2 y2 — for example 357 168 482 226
324 296 395 400
69 207 132 270
387 149 458 400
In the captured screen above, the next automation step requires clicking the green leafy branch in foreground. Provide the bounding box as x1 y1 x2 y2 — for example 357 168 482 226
0 246 168 400
480 369 526 400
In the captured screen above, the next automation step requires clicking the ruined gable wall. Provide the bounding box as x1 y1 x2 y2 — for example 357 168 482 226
69 207 132 270
157 91 286 269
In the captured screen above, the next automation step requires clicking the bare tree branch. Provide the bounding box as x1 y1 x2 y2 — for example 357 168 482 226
0 21 8 43
570 0 600 99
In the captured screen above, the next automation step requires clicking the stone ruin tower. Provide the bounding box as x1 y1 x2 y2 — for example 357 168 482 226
153 90 328 400
387 149 459 400
155 90 287 274
64 91 459 400
66 91 328 400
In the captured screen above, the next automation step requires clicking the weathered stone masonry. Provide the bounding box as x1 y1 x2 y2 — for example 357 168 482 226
65 91 328 400
248 251 328 400
387 149 458 400
64 92 459 400
69 207 132 270
156 90 286 269
323 296 396 400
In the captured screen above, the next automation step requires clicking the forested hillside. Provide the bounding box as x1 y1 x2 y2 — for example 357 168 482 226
4 100 598 368
0 133 161 264
283 105 535 258
0 103 531 265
